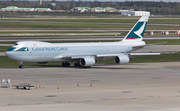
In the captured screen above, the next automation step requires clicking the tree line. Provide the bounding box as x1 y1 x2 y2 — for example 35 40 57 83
0 1 180 15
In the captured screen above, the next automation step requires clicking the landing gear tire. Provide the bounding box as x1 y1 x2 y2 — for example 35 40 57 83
62 62 70 67
19 65 24 69
18 61 24 69
74 63 81 67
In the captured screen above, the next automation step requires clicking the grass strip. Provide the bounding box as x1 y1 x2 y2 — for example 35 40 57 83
0 21 179 29
2 18 180 24
0 46 11 52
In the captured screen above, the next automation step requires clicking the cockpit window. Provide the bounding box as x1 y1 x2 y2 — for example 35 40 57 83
7 47 28 51
14 43 18 45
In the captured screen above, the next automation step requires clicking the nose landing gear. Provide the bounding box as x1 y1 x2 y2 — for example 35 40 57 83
19 61 24 68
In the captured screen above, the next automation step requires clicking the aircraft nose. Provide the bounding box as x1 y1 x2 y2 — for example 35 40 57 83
5 51 11 57
5 51 21 61
5 51 16 58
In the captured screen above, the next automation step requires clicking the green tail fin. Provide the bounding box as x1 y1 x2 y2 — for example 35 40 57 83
123 16 149 41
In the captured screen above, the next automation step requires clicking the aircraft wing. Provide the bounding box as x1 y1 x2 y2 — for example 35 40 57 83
59 54 94 59
97 53 160 57
61 54 126 59
96 54 126 57
59 52 160 59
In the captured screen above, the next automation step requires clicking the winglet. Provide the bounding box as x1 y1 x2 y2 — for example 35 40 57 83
123 16 149 41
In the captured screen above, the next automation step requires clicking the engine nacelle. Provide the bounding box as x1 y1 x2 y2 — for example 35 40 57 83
114 55 130 64
79 56 95 67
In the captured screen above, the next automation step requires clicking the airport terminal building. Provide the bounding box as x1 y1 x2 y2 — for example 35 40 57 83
121 11 150 16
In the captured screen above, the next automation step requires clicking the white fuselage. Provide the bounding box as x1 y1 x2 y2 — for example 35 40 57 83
5 41 145 62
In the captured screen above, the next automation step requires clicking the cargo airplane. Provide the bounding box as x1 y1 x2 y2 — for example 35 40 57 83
6 16 160 68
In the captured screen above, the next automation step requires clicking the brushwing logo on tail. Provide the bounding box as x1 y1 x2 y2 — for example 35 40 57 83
124 16 148 40
134 21 146 39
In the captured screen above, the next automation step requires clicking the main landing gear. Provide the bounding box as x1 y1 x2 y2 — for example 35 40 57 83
62 62 70 67
74 63 81 67
62 62 81 67
19 61 24 68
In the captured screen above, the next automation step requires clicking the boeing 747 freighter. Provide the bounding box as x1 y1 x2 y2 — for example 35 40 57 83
6 16 160 68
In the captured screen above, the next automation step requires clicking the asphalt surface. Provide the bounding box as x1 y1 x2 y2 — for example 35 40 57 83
0 52 5 56
1 62 180 111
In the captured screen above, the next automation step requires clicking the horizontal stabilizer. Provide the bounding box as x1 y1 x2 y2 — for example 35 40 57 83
146 42 167 46
130 53 160 55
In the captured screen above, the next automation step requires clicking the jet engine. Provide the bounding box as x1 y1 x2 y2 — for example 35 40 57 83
79 56 95 67
114 55 130 64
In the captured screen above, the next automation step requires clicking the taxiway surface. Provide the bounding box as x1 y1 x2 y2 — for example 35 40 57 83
1 62 180 111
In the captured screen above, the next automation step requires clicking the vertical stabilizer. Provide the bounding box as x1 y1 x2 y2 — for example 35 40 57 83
123 16 149 41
